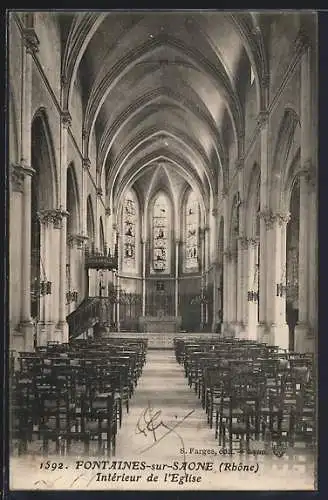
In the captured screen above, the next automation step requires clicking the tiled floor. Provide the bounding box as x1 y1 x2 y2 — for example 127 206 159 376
10 350 317 491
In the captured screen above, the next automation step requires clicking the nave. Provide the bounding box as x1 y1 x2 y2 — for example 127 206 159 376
10 337 315 490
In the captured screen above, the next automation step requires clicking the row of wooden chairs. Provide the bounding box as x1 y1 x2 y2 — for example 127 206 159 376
10 338 148 457
174 337 316 454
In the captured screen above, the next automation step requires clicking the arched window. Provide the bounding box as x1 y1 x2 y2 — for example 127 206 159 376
122 190 137 270
185 191 199 271
152 193 170 272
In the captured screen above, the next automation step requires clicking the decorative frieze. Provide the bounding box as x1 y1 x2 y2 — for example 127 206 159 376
22 28 40 54
38 208 69 229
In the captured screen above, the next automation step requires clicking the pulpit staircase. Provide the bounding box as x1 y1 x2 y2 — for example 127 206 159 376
66 297 112 340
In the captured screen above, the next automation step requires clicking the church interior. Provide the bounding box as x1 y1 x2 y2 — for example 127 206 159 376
9 11 317 490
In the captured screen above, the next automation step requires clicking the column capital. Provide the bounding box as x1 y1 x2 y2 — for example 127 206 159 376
248 237 259 247
257 110 269 130
96 187 103 197
238 236 249 250
275 211 291 226
10 164 25 192
295 28 311 55
223 247 237 262
212 208 218 217
22 28 40 54
67 233 88 249
37 208 69 229
61 110 72 128
83 157 91 170
300 160 317 189
261 73 270 89
105 207 111 216
235 157 244 171
260 208 291 229
11 164 35 192
259 208 275 229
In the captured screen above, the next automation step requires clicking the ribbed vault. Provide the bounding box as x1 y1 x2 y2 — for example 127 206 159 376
60 11 269 210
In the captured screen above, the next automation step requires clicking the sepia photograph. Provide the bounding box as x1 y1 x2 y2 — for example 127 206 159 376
7 10 318 491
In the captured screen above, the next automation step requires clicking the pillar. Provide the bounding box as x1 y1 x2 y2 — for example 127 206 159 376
10 165 27 351
222 192 230 334
141 238 146 316
175 239 179 317
211 208 218 331
247 238 259 340
36 210 59 346
294 34 315 353
269 212 290 349
17 26 39 351
56 111 71 343
257 110 270 342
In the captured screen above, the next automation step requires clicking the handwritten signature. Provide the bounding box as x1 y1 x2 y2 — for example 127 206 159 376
135 401 194 460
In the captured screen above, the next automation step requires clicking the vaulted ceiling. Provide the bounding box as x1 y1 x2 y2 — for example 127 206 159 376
59 11 269 208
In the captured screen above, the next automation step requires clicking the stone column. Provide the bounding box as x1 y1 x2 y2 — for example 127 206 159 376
222 192 230 333
236 158 246 335
270 212 290 349
35 210 56 345
294 36 315 353
211 208 218 331
247 238 259 340
257 110 270 342
141 239 146 316
175 239 179 317
17 27 39 351
10 165 27 351
116 234 121 332
56 111 71 343
95 185 102 250
306 168 317 352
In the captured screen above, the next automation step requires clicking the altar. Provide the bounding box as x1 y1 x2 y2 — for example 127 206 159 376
138 313 181 333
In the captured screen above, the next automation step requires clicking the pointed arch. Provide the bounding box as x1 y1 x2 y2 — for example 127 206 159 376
271 107 301 211
149 190 172 274
8 85 19 163
31 108 59 209
99 216 105 254
66 162 80 234
183 189 200 272
86 195 95 246
121 187 140 273
246 162 261 238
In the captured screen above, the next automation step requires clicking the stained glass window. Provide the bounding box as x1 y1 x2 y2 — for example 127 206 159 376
185 191 199 270
152 193 169 272
123 190 137 270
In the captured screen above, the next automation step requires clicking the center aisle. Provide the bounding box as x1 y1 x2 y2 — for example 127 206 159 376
114 350 315 490
116 349 216 462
